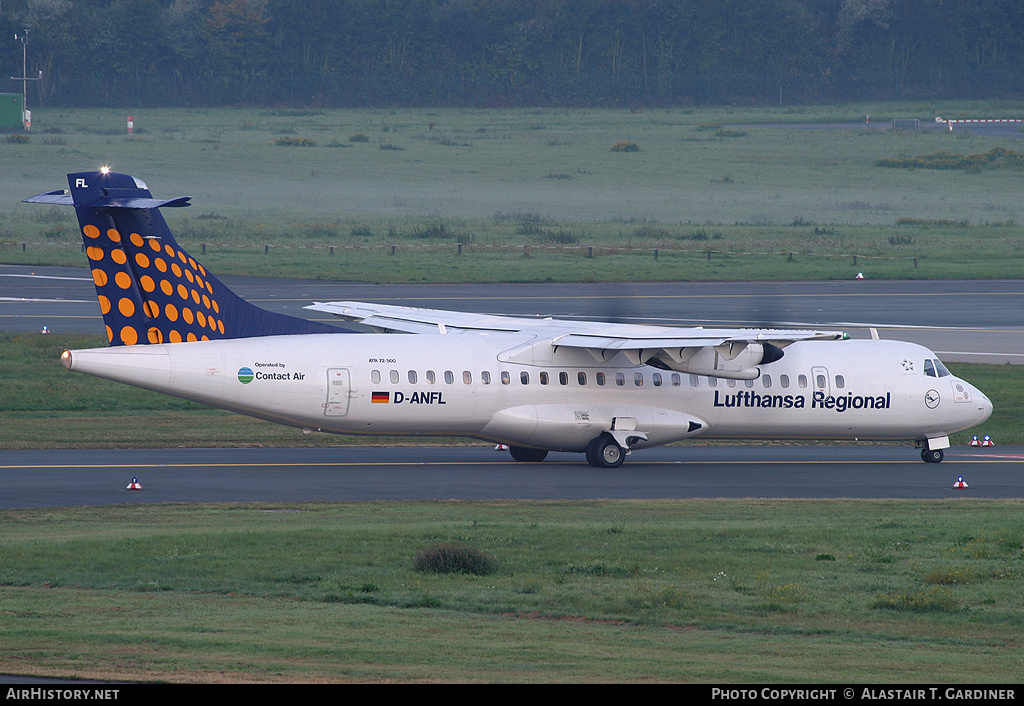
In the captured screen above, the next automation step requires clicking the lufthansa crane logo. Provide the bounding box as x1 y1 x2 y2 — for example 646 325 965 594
925 389 940 409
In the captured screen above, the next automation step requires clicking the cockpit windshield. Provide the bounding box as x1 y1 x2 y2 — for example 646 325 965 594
924 358 951 378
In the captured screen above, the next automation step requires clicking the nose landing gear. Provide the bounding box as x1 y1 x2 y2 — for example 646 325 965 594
917 435 949 464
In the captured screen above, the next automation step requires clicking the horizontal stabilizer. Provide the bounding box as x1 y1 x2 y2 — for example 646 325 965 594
22 189 74 205
24 191 192 210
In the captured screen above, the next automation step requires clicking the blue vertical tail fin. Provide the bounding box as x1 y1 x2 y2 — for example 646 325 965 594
24 170 347 345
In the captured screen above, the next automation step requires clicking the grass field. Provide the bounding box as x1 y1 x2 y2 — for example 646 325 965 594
3 103 1024 282
1 499 1023 683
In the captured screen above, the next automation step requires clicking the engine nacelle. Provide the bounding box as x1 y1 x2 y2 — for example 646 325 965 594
645 342 783 380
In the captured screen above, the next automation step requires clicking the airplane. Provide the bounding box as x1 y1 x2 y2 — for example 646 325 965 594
24 170 992 467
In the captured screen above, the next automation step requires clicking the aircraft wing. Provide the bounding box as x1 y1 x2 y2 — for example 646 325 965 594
307 300 844 342
306 301 527 334
306 300 846 378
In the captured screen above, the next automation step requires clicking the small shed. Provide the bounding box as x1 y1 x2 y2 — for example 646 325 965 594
0 93 25 130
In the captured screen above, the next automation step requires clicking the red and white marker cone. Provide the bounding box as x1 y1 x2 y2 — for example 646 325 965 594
855 272 865 279
954 476 968 489
981 435 994 447
495 444 509 451
127 477 142 490
969 435 980 446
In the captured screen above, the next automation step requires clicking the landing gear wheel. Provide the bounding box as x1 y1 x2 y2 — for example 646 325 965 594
585 435 625 468
921 448 944 464
509 446 548 463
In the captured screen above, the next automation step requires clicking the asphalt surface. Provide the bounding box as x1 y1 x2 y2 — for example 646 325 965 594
739 119 1024 139
1 265 1021 507
1 445 1020 509
3 264 1023 363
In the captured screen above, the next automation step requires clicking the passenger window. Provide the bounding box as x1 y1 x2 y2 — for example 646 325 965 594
815 374 826 389
481 371 491 385
559 372 568 385
444 370 454 384
671 373 680 386
763 374 772 388
690 374 700 387
578 372 587 385
371 370 381 384
798 375 808 388
390 370 400 384
708 376 717 387
653 373 662 387
780 374 790 388
835 375 845 388
615 373 625 386
521 371 529 385
501 371 510 385
426 370 436 384
540 372 549 385
634 373 644 386
596 372 606 386
463 371 472 384
408 370 417 384
744 379 754 388
727 379 736 388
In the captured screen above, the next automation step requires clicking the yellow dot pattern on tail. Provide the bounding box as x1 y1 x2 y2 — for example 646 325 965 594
84 223 224 345
25 170 347 345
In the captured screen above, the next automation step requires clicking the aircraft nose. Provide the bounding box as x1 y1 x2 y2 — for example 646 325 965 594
976 388 993 424
965 383 993 426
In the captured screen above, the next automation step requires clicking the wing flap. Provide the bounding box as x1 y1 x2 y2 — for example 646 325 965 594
554 329 844 350
553 330 844 378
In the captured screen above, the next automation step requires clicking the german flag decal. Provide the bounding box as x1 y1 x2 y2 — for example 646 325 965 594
371 391 390 404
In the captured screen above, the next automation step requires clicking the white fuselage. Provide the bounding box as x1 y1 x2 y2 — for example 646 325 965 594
63 332 992 452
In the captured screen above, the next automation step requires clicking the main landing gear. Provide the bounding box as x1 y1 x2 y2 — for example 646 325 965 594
585 434 625 468
506 433 628 468
508 445 548 463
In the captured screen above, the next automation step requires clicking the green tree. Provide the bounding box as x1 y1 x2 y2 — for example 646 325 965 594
203 0 271 104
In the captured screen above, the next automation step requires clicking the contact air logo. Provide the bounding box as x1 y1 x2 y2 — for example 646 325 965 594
238 363 306 383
